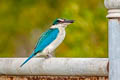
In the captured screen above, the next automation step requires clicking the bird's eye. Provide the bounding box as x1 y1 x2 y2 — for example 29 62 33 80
56 20 60 23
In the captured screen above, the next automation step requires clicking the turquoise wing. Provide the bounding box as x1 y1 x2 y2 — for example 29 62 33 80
34 28 59 53
20 28 59 67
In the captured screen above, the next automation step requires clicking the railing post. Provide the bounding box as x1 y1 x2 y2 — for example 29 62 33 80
104 0 120 80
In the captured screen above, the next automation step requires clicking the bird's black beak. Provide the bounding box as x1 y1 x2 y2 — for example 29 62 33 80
63 19 74 23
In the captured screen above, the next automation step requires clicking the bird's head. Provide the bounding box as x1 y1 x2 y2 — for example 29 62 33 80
51 18 74 28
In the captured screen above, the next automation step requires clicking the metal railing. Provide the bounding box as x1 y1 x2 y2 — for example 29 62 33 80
1 0 120 80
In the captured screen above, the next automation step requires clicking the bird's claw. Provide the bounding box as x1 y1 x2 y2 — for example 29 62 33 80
45 54 53 59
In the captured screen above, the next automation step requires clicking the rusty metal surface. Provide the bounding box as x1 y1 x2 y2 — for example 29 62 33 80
0 76 108 80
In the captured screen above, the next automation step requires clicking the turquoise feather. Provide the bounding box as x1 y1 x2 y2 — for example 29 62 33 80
20 28 59 67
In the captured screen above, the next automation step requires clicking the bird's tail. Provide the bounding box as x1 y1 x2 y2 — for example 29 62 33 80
20 52 36 67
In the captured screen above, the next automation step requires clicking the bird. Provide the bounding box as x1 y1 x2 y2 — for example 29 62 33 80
20 18 74 67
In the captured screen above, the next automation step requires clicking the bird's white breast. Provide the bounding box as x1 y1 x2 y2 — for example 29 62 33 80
42 27 66 54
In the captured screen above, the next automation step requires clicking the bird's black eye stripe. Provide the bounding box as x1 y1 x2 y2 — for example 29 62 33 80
57 20 63 23
57 20 60 22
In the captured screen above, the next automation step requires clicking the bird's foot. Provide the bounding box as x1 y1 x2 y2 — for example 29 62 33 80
45 54 53 59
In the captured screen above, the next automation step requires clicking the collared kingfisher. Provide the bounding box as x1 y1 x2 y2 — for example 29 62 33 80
20 18 74 67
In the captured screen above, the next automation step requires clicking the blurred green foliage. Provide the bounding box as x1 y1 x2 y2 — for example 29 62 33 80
0 0 107 57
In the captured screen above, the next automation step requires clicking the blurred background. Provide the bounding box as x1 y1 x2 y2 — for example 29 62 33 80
0 0 108 57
